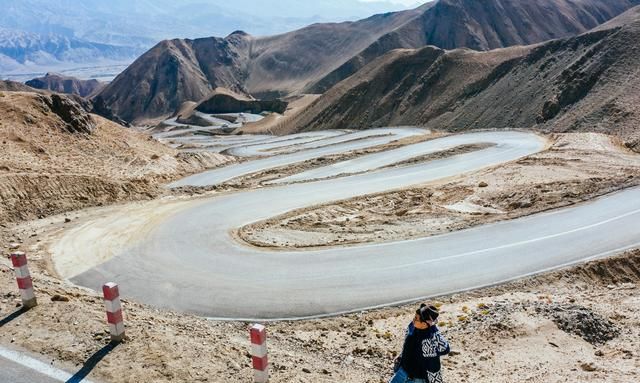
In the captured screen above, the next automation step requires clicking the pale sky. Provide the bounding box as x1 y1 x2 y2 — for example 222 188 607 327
361 0 422 6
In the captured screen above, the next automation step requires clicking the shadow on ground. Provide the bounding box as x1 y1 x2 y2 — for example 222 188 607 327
66 342 119 383
0 307 28 327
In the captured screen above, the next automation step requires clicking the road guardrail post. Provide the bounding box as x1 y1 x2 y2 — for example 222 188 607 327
250 324 268 383
102 282 125 342
10 252 37 309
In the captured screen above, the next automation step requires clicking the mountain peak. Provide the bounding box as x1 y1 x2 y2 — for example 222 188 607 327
228 30 250 38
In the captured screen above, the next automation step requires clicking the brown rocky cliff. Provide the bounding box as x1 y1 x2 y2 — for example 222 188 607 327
37 94 95 134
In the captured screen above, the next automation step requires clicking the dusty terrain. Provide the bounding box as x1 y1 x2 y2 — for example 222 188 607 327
0 91 233 224
2 67 639 383
1 215 638 383
0 98 638 382
239 133 640 249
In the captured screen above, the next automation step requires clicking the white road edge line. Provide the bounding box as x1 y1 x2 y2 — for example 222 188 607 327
206 242 640 322
0 345 96 383
251 205 640 284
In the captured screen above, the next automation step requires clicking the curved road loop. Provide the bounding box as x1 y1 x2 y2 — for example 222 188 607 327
52 129 640 320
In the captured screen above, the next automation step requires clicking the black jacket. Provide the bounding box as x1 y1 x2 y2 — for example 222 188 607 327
400 322 450 381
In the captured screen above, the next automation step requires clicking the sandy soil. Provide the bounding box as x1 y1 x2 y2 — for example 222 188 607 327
239 133 640 249
2 219 638 383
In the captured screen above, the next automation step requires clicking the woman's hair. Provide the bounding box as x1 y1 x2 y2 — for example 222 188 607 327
416 303 439 322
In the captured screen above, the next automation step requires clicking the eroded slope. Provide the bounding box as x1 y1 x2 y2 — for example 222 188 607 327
0 91 232 223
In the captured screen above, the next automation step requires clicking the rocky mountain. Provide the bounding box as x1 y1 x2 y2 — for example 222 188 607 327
1 0 417 80
310 0 640 92
0 0 412 48
26 73 105 98
97 5 430 123
98 0 639 124
286 6 640 152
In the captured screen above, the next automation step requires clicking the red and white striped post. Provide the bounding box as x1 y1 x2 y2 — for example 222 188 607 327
10 252 37 309
250 324 268 383
102 282 125 343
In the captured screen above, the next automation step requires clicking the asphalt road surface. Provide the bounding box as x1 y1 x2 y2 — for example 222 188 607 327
169 128 426 187
53 130 640 320
0 355 59 383
0 346 95 383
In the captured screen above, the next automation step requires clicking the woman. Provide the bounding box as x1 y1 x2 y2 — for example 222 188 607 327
389 304 450 383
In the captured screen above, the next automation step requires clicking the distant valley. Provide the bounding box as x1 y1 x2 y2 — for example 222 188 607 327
0 27 140 81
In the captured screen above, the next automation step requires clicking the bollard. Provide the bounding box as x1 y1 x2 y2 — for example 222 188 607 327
102 282 125 342
250 324 268 383
10 252 37 309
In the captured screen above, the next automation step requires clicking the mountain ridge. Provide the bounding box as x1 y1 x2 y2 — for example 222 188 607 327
0 27 142 74
97 0 640 124
309 0 640 92
286 6 640 151
98 6 428 123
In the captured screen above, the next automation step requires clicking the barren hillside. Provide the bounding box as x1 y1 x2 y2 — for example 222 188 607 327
289 6 640 151
0 91 232 223
98 0 640 124
0 79 38 92
97 6 429 123
310 0 640 92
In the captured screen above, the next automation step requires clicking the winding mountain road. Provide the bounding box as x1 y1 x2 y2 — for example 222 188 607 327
51 129 640 320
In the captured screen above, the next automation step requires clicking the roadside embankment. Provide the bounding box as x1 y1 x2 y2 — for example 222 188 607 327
0 91 234 224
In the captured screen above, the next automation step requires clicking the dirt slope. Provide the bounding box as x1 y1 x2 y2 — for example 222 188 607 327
285 45 528 132
0 91 232 223
26 73 106 98
290 7 640 151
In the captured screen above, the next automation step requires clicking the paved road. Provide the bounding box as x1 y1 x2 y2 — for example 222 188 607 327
271 132 495 184
0 355 59 383
169 128 427 187
54 129 640 320
0 346 95 383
